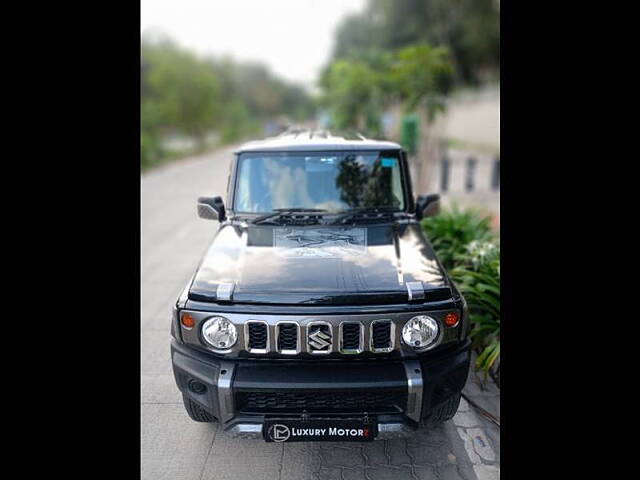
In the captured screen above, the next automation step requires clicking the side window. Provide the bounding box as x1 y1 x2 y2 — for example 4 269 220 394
225 163 231 200
236 159 251 212
391 164 403 207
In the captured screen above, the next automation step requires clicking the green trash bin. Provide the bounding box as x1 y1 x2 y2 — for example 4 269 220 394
401 114 419 155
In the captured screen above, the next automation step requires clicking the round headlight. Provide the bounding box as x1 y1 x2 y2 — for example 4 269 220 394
201 316 237 350
402 315 440 350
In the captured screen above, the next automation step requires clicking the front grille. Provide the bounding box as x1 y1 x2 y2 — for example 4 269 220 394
341 322 361 351
247 322 267 350
372 321 393 350
247 320 400 355
236 390 407 414
277 323 298 352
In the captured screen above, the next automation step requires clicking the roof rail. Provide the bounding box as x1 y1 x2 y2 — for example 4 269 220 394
279 126 306 137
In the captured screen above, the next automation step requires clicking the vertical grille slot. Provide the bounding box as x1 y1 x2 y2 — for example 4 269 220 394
371 320 394 352
277 323 299 354
247 322 268 352
340 322 362 353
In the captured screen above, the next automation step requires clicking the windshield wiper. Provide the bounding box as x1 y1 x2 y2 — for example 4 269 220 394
330 206 399 225
251 208 329 225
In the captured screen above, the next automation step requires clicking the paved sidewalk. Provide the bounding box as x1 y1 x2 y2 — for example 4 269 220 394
457 358 501 478
141 147 500 480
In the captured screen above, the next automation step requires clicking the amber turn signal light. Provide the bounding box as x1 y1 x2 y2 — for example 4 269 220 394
181 313 196 329
444 312 459 327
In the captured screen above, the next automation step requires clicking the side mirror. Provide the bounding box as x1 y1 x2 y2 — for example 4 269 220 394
416 194 440 220
197 196 226 221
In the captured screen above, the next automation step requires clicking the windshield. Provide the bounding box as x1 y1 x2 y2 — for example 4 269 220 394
233 151 406 214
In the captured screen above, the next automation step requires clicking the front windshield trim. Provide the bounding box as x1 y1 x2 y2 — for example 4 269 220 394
230 149 409 216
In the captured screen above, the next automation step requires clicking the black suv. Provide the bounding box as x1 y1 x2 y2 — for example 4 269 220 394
171 130 471 442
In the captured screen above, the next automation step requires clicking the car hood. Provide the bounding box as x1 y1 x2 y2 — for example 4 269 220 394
188 222 451 305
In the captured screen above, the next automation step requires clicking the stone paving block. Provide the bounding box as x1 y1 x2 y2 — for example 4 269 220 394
141 374 182 404
463 380 500 398
482 424 500 464
457 463 479 480
465 392 499 419
473 464 500 480
466 428 495 462
437 464 468 480
141 311 172 332
365 464 429 480
199 456 282 480
141 330 173 375
411 465 443 479
281 443 322 480
443 424 476 469
360 440 388 465
141 302 176 331
141 404 216 480
141 281 180 327
319 444 365 468
456 428 481 464
208 437 283 458
406 441 455 467
318 466 343 480
383 439 413 465
411 422 450 445
341 468 369 480
453 411 481 428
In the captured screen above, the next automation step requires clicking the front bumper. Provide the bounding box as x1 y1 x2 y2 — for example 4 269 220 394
171 338 470 439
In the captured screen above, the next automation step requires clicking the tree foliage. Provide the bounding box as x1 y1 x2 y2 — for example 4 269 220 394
319 44 452 134
141 35 314 169
319 59 385 134
332 0 499 86
389 45 452 117
142 39 221 145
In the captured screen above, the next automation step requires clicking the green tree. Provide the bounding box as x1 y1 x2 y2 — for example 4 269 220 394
389 45 453 118
331 0 499 86
140 34 315 170
142 39 221 147
319 59 385 134
319 44 452 134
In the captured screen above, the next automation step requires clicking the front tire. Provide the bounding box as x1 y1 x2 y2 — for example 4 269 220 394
182 395 214 423
429 393 462 423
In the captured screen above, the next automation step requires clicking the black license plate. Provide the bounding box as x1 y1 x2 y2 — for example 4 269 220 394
263 418 377 442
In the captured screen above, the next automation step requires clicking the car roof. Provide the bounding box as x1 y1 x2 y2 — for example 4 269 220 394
234 128 403 153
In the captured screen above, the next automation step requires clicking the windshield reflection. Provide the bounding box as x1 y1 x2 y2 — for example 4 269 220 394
234 151 405 213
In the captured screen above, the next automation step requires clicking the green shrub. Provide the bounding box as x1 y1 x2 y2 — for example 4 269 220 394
421 206 500 382
141 132 163 170
451 241 500 380
420 204 493 270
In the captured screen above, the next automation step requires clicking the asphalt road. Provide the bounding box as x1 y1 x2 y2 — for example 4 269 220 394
141 145 500 480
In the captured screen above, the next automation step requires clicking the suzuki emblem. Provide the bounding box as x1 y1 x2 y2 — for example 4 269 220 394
308 325 332 351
